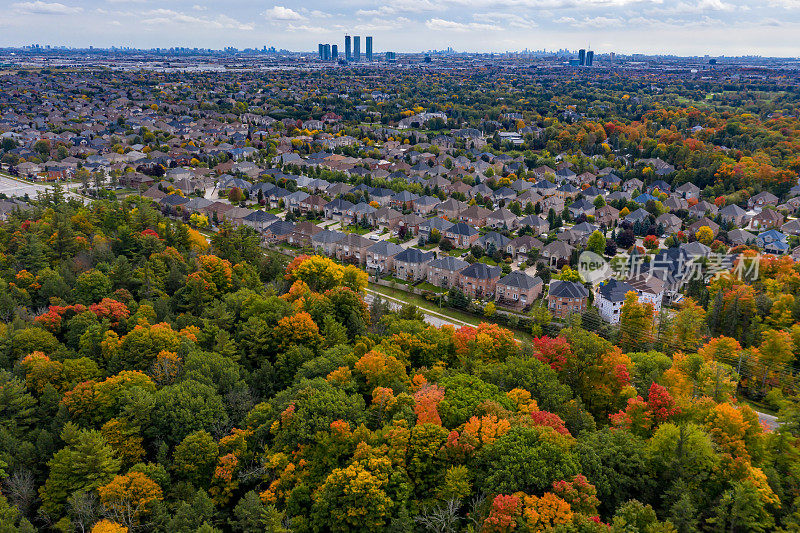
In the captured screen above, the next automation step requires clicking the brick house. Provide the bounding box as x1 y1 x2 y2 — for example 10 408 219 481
496 271 543 309
458 263 502 299
547 280 589 319
393 248 434 282
427 256 469 289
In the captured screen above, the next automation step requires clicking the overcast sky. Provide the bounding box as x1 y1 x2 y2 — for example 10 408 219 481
1 0 799 57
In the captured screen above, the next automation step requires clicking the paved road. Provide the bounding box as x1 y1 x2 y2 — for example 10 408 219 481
757 411 780 431
364 289 469 329
0 175 88 204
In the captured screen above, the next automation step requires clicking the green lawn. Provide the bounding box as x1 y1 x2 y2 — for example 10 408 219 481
381 275 411 286
369 283 481 326
342 225 370 235
446 248 468 257
416 281 447 293
368 283 534 345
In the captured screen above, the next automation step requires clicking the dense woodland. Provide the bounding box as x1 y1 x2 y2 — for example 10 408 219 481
2 65 800 532
0 193 798 533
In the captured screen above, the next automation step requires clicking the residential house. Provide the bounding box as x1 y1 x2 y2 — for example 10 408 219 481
595 205 620 227
459 263 502 299
594 277 663 324
288 221 323 247
727 228 757 246
477 231 511 254
348 203 377 225
624 208 651 225
391 191 419 211
622 178 643 193
311 230 345 256
681 241 711 258
427 256 469 288
519 215 550 235
517 190 543 208
373 207 403 230
547 280 589 319
335 233 372 263
689 217 720 236
299 194 327 215
650 247 695 297
540 241 574 267
419 217 454 242
496 272 543 309
719 204 748 227
398 213 425 236
627 275 665 313
486 208 519 229
556 183 579 200
459 205 492 226
242 210 279 232
751 209 784 231
282 190 309 213
664 196 689 212
393 248 434 281
324 198 354 221
540 195 565 213
781 219 800 236
493 186 517 205
436 198 467 220
159 192 190 212
748 191 779 210
263 220 295 243
366 241 404 273
444 222 480 248
757 229 790 255
656 213 682 235
676 182 701 199
413 196 440 216
506 235 544 260
688 200 718 218
184 197 213 214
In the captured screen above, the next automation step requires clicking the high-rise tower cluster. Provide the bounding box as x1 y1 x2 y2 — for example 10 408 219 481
320 35 378 62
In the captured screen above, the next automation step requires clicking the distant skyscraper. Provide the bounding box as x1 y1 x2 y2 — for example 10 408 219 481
353 36 361 62
323 44 331 61
332 45 338 60
318 44 324 60
586 50 594 66
345 35 351 61
385 51 396 62
366 36 373 62
578 49 586 66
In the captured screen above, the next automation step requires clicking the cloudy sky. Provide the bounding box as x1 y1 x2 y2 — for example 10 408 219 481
1 0 799 57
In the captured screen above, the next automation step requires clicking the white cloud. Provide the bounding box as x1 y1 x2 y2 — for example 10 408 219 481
286 23 329 33
477 12 539 28
141 9 254 30
554 15 624 27
263 6 305 21
425 18 502 31
656 0 736 13
12 1 82 14
768 0 800 7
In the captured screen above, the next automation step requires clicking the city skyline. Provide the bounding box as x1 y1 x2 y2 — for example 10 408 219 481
0 1 799 57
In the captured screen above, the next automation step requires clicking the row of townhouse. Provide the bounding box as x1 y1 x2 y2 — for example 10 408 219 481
305 232 546 308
